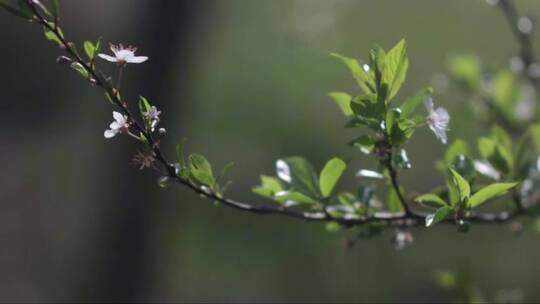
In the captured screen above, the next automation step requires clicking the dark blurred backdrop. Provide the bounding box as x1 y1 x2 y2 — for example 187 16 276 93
1 0 540 302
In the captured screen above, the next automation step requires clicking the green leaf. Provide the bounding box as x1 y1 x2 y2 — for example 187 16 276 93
51 0 59 18
331 53 374 94
490 125 512 152
435 271 457 289
252 175 284 199
415 193 448 208
478 137 513 175
369 46 386 91
468 182 518 208
383 39 409 101
400 86 433 117
188 154 215 187
260 175 283 193
337 192 357 206
493 70 520 112
390 118 416 146
138 96 152 116
425 206 453 227
325 222 342 232
276 191 317 205
70 62 89 79
280 157 321 198
449 168 470 203
176 138 187 169
190 169 215 188
328 92 353 116
387 187 403 213
350 94 384 121
84 41 96 60
0 0 32 19
529 124 540 152
44 29 62 46
452 155 476 181
218 162 234 182
348 135 375 154
445 139 470 164
449 54 481 90
319 158 347 197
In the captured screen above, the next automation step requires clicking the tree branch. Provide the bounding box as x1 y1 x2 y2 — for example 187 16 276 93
4 0 528 230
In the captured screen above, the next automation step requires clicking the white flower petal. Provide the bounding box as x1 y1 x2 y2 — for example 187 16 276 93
434 107 450 123
104 129 117 138
112 111 124 122
128 56 149 63
98 54 118 62
110 122 120 129
424 97 434 113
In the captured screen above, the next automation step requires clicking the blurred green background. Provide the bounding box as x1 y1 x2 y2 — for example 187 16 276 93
1 0 540 302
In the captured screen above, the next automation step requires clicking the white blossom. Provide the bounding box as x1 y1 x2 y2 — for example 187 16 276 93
104 111 129 138
424 97 450 144
98 43 148 65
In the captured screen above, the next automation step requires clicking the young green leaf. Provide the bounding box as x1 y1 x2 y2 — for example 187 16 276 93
252 175 284 199
449 54 481 90
468 182 518 208
51 0 60 18
490 125 512 152
275 191 317 205
190 169 215 188
383 39 409 101
138 96 152 115
445 139 470 164
350 94 384 121
218 162 234 184
425 206 453 227
0 0 32 19
280 157 321 198
176 138 187 169
415 193 448 208
390 118 416 146
189 154 215 187
328 92 353 116
83 41 96 60
400 87 433 117
478 137 513 175
449 168 470 202
529 124 540 152
70 62 89 79
331 53 374 94
493 70 520 114
319 158 347 197
348 135 375 154
44 29 62 46
387 187 404 213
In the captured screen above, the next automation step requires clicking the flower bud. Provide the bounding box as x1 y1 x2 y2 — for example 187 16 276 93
56 56 72 64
